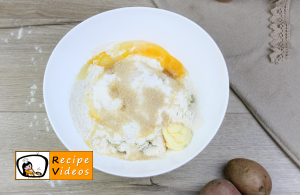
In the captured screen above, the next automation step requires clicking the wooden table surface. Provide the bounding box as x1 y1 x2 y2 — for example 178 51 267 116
1 1 299 194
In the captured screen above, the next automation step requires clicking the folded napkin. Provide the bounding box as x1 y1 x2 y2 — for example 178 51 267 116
154 0 300 167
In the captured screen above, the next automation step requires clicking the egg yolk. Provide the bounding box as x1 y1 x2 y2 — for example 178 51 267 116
77 40 188 80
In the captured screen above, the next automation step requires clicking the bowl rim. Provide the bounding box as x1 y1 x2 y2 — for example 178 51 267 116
43 7 229 178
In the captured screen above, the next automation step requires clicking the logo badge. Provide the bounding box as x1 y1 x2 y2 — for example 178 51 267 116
16 151 93 180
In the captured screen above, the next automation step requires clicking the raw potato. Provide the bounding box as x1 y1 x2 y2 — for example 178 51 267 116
226 158 272 195
199 179 241 195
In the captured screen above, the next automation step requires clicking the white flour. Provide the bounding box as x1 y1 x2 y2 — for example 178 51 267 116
70 65 104 140
92 74 122 110
70 43 202 160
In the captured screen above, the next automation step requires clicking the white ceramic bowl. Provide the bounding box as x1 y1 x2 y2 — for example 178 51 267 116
44 7 229 178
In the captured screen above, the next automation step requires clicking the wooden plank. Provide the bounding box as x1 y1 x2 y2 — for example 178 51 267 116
0 19 81 29
0 0 157 20
0 25 73 112
1 112 299 194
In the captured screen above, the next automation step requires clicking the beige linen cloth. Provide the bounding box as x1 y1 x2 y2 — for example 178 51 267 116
153 0 300 167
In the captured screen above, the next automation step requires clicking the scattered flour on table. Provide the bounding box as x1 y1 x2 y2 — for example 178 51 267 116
26 84 38 105
30 90 36 96
26 84 51 132
30 84 37 90
1 38 9 43
1 26 34 44
56 180 64 185
17 27 23 39
44 180 65 188
31 57 38 67
19 27 51 134
44 118 51 132
35 46 42 53
45 181 55 188
26 85 45 107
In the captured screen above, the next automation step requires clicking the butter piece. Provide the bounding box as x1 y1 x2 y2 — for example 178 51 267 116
162 123 192 150
167 123 183 133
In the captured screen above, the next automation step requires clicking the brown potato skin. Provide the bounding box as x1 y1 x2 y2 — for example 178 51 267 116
226 158 272 195
199 179 241 195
